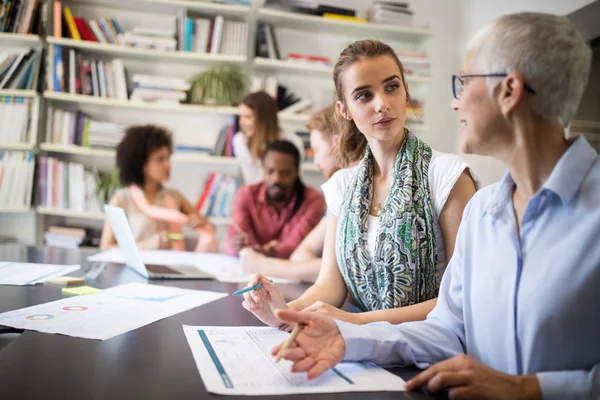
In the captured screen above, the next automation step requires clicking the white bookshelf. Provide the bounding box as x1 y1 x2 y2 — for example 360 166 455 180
257 8 431 41
47 37 247 65
74 0 251 18
0 206 32 213
0 32 42 47
0 3 435 247
36 205 232 226
39 142 322 172
253 57 432 84
43 91 240 115
37 206 106 220
0 89 39 98
0 143 36 151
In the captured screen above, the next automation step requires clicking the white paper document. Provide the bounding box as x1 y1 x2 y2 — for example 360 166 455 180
0 262 80 285
0 283 226 340
88 248 297 284
183 325 406 395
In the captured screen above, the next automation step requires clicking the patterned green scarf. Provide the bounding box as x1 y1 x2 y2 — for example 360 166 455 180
336 130 438 312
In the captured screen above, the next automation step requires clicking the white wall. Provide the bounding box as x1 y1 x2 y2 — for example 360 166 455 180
456 0 596 186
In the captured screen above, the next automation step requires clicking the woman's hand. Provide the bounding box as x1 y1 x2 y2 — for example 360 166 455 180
241 273 289 327
302 301 364 325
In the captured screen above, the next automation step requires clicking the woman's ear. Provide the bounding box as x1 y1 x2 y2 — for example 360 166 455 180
331 134 341 148
336 100 352 120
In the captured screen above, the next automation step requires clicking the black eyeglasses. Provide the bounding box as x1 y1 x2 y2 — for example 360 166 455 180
452 73 537 99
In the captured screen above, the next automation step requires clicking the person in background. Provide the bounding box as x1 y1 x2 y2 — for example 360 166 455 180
241 39 477 328
100 125 214 251
270 12 599 400
226 140 325 259
234 91 305 184
239 105 344 282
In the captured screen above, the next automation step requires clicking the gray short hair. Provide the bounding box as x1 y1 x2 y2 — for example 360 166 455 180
468 12 592 126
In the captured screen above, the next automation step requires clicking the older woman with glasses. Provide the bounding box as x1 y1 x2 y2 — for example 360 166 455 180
269 12 600 400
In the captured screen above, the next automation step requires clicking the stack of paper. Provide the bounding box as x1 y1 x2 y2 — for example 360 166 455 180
0 262 80 286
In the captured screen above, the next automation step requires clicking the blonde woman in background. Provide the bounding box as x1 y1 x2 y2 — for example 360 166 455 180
234 91 305 184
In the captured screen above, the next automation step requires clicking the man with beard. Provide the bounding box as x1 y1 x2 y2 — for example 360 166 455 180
225 140 325 259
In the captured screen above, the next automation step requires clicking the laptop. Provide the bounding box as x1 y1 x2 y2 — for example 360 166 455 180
104 205 214 280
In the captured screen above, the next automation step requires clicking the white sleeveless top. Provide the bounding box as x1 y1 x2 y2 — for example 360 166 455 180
321 150 478 282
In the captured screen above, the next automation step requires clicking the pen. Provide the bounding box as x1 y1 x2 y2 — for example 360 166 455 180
232 280 274 296
275 324 303 362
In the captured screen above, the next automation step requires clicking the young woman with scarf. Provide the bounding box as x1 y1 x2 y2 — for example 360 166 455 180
241 40 478 326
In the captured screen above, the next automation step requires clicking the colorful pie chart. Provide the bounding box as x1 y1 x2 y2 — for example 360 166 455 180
26 314 55 320
62 306 88 311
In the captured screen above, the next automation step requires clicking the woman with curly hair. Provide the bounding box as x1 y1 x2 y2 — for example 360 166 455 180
100 124 216 251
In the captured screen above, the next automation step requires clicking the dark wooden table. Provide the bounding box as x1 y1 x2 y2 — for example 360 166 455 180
0 245 444 400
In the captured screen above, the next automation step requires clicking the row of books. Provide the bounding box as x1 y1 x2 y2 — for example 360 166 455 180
0 95 33 144
177 12 248 56
0 151 35 208
212 116 238 157
0 0 45 34
38 156 102 212
0 48 42 90
195 172 240 218
45 108 125 149
48 44 128 99
366 1 415 27
44 225 86 249
52 1 123 45
130 74 189 105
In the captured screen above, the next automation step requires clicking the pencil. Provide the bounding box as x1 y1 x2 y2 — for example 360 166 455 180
232 280 274 296
166 233 182 240
275 324 303 362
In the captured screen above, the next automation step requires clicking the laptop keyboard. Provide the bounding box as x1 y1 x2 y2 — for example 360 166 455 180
145 264 184 275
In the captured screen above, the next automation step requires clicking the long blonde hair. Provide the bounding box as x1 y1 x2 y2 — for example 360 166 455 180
241 91 281 160
332 40 410 167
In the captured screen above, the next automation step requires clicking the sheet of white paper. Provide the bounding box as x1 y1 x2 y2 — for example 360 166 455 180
0 262 80 285
183 325 405 395
88 248 297 284
0 283 227 340
194 262 297 284
88 248 204 266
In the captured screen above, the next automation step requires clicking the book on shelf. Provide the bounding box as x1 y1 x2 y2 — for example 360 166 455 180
0 150 35 208
296 130 313 162
212 116 237 157
406 98 424 123
396 50 430 77
0 0 46 34
285 52 330 66
130 74 189 104
0 47 42 90
47 44 128 99
45 107 125 149
366 1 423 27
255 23 280 60
195 172 240 218
321 13 366 23
52 2 123 44
44 225 100 248
37 155 102 213
0 95 34 144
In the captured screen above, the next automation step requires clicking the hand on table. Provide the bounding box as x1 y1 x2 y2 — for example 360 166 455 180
405 355 542 400
271 309 345 380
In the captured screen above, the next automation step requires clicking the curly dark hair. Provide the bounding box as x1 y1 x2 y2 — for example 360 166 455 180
116 125 173 186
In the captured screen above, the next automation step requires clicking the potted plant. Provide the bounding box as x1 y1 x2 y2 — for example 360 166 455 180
188 65 245 106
